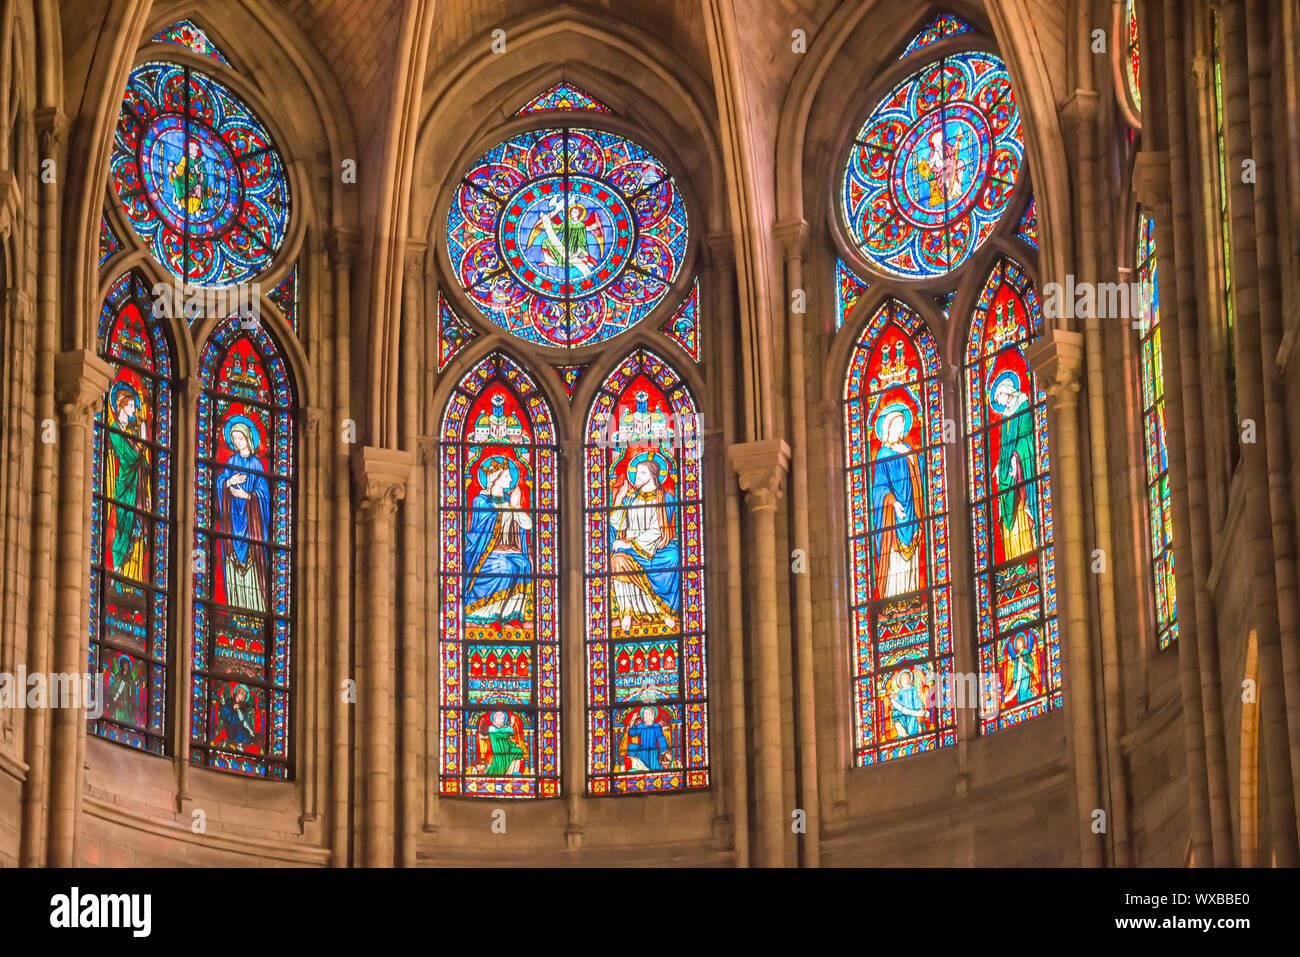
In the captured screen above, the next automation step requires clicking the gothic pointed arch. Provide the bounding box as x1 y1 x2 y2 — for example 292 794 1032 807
437 351 561 798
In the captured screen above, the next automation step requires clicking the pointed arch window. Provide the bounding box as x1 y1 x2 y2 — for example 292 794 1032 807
191 320 296 778
964 259 1061 732
1136 212 1176 647
438 353 561 798
583 349 708 792
89 273 176 753
843 300 955 764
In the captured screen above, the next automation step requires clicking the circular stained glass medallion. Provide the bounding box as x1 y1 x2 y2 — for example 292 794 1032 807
112 62 291 287
448 128 689 349
843 51 1023 280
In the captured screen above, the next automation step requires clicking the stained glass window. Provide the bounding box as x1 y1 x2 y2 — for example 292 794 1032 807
1124 0 1141 112
436 292 478 372
267 266 298 331
1212 11 1240 465
843 300 955 764
836 258 869 331
438 353 560 798
89 272 174 754
151 19 232 67
447 128 688 348
99 214 123 266
583 349 708 793
937 289 958 317
517 83 612 115
900 14 975 58
552 363 587 399
843 51 1022 279
191 319 295 778
1137 213 1176 648
112 62 290 287
965 259 1061 732
1015 197 1038 250
660 278 700 362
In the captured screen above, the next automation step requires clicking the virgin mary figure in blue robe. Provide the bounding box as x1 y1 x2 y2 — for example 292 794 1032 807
609 451 681 632
217 416 271 612
464 455 533 629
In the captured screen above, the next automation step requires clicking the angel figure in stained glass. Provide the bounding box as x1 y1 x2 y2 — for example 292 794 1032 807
214 683 257 751
886 667 926 739
475 710 526 775
610 451 680 634
527 196 605 277
1000 632 1042 706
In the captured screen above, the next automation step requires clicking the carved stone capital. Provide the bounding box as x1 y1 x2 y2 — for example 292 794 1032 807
352 446 415 518
1025 330 1084 409
728 438 791 513
773 218 810 260
34 108 66 159
417 436 439 466
1133 150 1172 213
327 227 360 271
1190 53 1212 87
302 406 328 439
0 170 22 242
54 350 114 426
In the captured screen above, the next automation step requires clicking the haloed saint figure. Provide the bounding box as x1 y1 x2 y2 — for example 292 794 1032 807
104 379 151 585
610 451 680 635
465 455 533 632
216 416 271 611
990 369 1037 558
870 401 924 599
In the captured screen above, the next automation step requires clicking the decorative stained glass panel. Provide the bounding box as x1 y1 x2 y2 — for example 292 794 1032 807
438 353 560 798
112 62 290 286
151 19 232 67
843 300 955 764
191 319 295 778
436 292 478 372
99 214 123 266
267 266 297 331
517 83 612 115
661 278 700 361
965 259 1061 733
1137 212 1176 648
843 51 1023 279
1125 0 1141 112
836 258 869 331
1015 197 1038 250
447 128 688 348
89 272 174 755
552 363 587 399
900 14 975 58
584 349 708 794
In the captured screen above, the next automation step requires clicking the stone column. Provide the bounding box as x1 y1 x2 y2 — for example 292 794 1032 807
1221 0 1299 862
1025 330 1103 867
326 227 356 866
773 218 820 867
353 446 414 867
729 438 790 867
173 376 201 812
20 108 64 867
46 349 113 867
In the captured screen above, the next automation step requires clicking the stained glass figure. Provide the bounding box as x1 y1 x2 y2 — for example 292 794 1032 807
1137 213 1176 648
267 266 297 331
584 349 708 793
1125 0 1141 112
151 19 232 66
1015 197 1038 250
843 51 1023 279
447 128 688 348
99 214 123 267
660 278 700 362
192 319 295 778
964 259 1061 732
89 273 174 754
900 14 975 58
112 62 290 286
836 258 870 331
517 83 612 115
436 292 478 372
552 363 587 399
843 300 955 764
439 353 560 798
